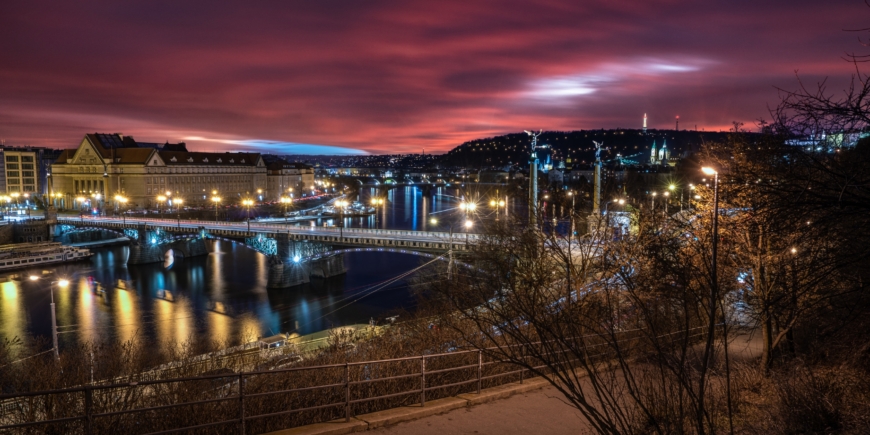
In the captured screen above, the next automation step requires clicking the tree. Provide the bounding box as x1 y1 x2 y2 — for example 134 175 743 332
420 203 733 434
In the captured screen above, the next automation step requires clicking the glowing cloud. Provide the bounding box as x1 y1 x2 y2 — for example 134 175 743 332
183 137 369 155
527 58 709 100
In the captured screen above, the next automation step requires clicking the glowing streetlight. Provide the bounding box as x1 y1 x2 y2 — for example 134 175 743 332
242 199 254 231
701 165 720 375
334 199 348 237
156 195 167 213
174 198 183 228
371 197 385 229
211 195 221 221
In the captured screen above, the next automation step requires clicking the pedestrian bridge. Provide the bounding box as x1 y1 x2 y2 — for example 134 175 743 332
55 217 479 288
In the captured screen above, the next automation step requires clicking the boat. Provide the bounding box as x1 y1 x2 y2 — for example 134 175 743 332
0 242 92 271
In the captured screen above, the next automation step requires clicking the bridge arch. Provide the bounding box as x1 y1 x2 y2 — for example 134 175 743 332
303 246 470 268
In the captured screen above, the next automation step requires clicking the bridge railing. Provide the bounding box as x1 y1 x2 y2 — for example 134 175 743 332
57 217 481 242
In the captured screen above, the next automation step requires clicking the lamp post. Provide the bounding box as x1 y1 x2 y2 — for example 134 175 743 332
280 196 291 222
459 201 476 226
335 199 348 237
10 193 20 215
701 166 720 316
431 218 456 278
489 198 506 221
211 195 221 221
371 197 385 228
115 195 127 224
76 196 86 216
156 195 167 214
700 166 723 421
567 191 575 234
602 198 626 237
662 191 671 217
175 198 183 228
243 199 254 231
30 276 70 359
464 218 473 244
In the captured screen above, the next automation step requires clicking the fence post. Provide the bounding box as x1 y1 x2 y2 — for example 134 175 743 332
345 362 351 422
239 372 246 435
420 356 426 407
519 345 525 384
84 387 93 435
477 350 482 394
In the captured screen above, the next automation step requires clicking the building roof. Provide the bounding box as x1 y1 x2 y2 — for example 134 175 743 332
112 148 155 164
53 149 74 164
266 159 312 171
158 151 263 166
52 134 260 167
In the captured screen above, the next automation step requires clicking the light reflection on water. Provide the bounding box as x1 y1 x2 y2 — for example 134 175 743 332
0 187 512 350
0 241 424 350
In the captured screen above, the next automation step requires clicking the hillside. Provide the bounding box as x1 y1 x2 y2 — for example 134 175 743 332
440 129 738 169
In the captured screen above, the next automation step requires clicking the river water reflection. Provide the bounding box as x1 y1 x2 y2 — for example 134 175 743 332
1 186 513 349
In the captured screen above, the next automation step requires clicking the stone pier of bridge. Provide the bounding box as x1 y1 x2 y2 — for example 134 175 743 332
127 223 210 265
266 232 346 289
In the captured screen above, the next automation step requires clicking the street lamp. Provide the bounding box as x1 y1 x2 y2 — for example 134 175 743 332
700 166 721 388
335 199 348 237
280 196 292 222
157 195 167 214
76 196 86 215
175 198 183 228
464 219 473 244
29 276 69 359
371 197 385 229
242 199 254 231
211 195 221 221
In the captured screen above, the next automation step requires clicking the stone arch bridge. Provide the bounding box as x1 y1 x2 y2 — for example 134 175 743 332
56 218 477 289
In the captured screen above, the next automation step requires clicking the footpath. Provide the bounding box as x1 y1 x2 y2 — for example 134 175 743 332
268 331 763 435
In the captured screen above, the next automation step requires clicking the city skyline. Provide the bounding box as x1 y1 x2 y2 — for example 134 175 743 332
1 0 866 154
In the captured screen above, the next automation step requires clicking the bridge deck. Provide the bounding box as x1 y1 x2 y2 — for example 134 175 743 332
57 217 480 252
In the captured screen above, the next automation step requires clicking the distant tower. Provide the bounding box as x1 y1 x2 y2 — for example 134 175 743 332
650 141 658 165
675 115 680 131
643 113 648 133
659 140 668 163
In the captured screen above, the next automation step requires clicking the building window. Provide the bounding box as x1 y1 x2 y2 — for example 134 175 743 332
6 163 18 169
21 156 33 162
6 156 18 162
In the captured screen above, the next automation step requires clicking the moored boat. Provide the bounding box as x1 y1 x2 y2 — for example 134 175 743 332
0 242 92 271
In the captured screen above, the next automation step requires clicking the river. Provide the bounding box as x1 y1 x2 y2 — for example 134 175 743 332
0 186 519 350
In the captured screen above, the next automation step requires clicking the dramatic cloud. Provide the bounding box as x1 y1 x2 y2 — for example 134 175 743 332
0 0 866 154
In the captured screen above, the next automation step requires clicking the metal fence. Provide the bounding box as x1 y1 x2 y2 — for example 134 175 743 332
0 326 712 435
0 347 527 435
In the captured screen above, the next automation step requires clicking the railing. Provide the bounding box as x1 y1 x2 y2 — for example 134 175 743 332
0 348 516 435
0 327 710 435
57 217 482 242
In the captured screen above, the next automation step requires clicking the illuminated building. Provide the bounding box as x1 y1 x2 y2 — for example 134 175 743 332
266 159 314 200
1 146 63 195
50 133 267 210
